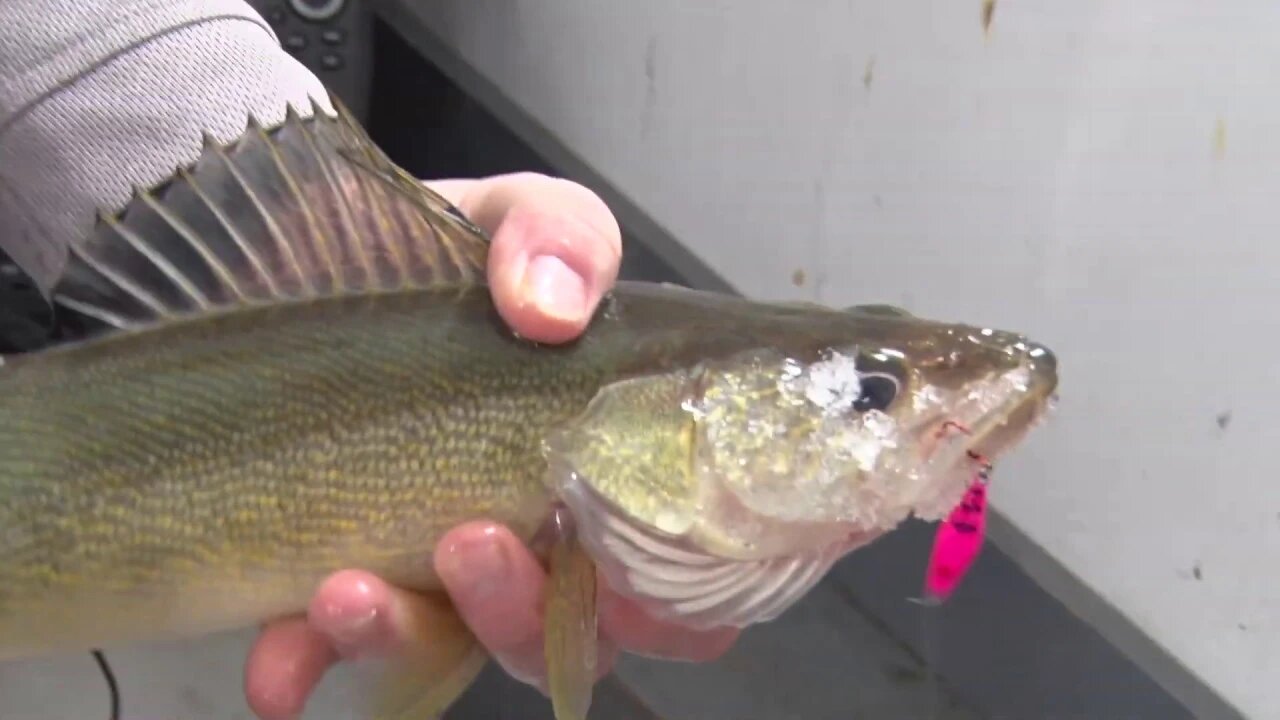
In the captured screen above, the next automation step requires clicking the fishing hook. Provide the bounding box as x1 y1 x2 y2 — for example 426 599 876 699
91 649 120 720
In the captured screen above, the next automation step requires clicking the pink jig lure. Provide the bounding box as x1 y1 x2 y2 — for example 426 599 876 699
921 453 991 603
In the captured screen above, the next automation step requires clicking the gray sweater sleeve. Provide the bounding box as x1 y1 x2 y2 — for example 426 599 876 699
0 0 335 294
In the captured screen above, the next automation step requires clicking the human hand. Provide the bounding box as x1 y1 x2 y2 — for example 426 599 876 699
243 172 740 719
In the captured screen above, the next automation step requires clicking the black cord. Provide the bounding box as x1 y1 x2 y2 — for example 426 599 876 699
91 649 120 720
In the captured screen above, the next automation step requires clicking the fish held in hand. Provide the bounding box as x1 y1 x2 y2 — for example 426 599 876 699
0 97 1058 718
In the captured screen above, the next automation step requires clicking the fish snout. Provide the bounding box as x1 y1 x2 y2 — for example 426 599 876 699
1024 340 1058 400
1026 341 1056 373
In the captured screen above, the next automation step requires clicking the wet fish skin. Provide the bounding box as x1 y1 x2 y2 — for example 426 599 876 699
0 286 573 658
0 279 1053 656
1 293 764 604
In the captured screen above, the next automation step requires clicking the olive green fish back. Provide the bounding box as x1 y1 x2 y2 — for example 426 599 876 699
52 97 490 330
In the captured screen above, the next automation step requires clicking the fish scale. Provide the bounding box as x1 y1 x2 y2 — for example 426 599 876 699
0 289 594 655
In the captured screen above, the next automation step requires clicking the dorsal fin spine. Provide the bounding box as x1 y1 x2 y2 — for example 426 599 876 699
138 191 248 303
427 211 466 283
256 123 342 293
211 141 314 298
101 209 211 311
67 224 167 318
294 106 376 288
177 167 280 298
341 150 466 284
56 295 134 329
346 150 410 287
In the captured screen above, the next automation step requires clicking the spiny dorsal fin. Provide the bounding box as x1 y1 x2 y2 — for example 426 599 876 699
53 95 489 331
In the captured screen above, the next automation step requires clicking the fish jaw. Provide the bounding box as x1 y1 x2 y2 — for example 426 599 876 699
893 335 1058 522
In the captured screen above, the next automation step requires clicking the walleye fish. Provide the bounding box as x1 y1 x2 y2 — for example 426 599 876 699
0 97 1057 719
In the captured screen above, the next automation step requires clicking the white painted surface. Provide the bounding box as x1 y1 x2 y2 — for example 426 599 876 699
396 1 1280 717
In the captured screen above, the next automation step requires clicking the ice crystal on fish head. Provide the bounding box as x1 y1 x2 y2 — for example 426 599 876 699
688 348 908 537
683 325 1057 556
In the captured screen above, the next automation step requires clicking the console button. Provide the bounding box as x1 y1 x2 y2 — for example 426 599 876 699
289 0 345 22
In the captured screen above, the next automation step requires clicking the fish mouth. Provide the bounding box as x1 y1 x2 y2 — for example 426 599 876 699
921 345 1059 482
968 360 1057 462
967 380 1056 463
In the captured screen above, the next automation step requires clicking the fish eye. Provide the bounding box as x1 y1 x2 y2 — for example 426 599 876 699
853 372 900 412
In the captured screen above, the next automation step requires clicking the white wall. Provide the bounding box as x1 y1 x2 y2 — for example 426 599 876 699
3 2 1274 717
391 1 1280 717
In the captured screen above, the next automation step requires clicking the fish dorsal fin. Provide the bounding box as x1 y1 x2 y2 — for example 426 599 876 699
52 95 489 331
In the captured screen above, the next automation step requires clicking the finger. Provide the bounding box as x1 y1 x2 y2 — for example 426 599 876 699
427 173 623 345
433 521 620 691
305 569 403 660
244 616 337 720
245 570 474 719
598 585 739 663
308 568 481 663
434 521 550 686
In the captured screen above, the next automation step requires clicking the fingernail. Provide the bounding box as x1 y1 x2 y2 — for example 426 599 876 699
524 254 587 323
496 657 547 692
325 604 379 655
439 527 509 603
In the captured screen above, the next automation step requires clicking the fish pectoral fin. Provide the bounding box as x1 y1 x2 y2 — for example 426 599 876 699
544 507 600 720
367 592 490 720
371 644 488 720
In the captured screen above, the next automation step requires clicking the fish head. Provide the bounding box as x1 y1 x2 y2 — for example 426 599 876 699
545 296 1058 630
681 304 1057 543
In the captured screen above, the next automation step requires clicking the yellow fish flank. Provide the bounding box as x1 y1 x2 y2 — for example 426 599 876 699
0 97 1058 719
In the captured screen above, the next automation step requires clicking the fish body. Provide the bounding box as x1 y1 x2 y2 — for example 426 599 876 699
0 285 567 657
0 280 911 654
0 99 1058 717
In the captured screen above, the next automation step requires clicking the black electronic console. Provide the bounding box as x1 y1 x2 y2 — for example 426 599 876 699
248 0 375 122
